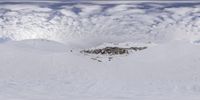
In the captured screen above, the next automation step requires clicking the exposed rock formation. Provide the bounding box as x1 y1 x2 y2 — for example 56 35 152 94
81 46 147 55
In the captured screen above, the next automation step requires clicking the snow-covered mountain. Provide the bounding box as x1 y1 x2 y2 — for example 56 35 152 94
1 1 200 100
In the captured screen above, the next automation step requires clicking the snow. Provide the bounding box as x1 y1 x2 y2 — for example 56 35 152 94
0 39 200 100
0 1 200 100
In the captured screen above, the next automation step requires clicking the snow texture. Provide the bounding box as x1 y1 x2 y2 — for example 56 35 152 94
0 1 200 100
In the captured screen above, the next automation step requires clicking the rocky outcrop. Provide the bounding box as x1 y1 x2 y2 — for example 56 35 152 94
81 46 147 55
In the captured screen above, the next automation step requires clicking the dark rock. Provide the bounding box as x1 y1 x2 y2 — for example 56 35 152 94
81 46 147 55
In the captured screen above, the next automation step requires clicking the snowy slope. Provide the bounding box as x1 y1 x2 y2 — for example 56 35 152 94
1 1 200 100
0 40 200 100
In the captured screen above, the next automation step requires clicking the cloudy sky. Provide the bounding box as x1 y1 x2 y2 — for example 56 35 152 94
0 0 198 3
0 0 198 1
